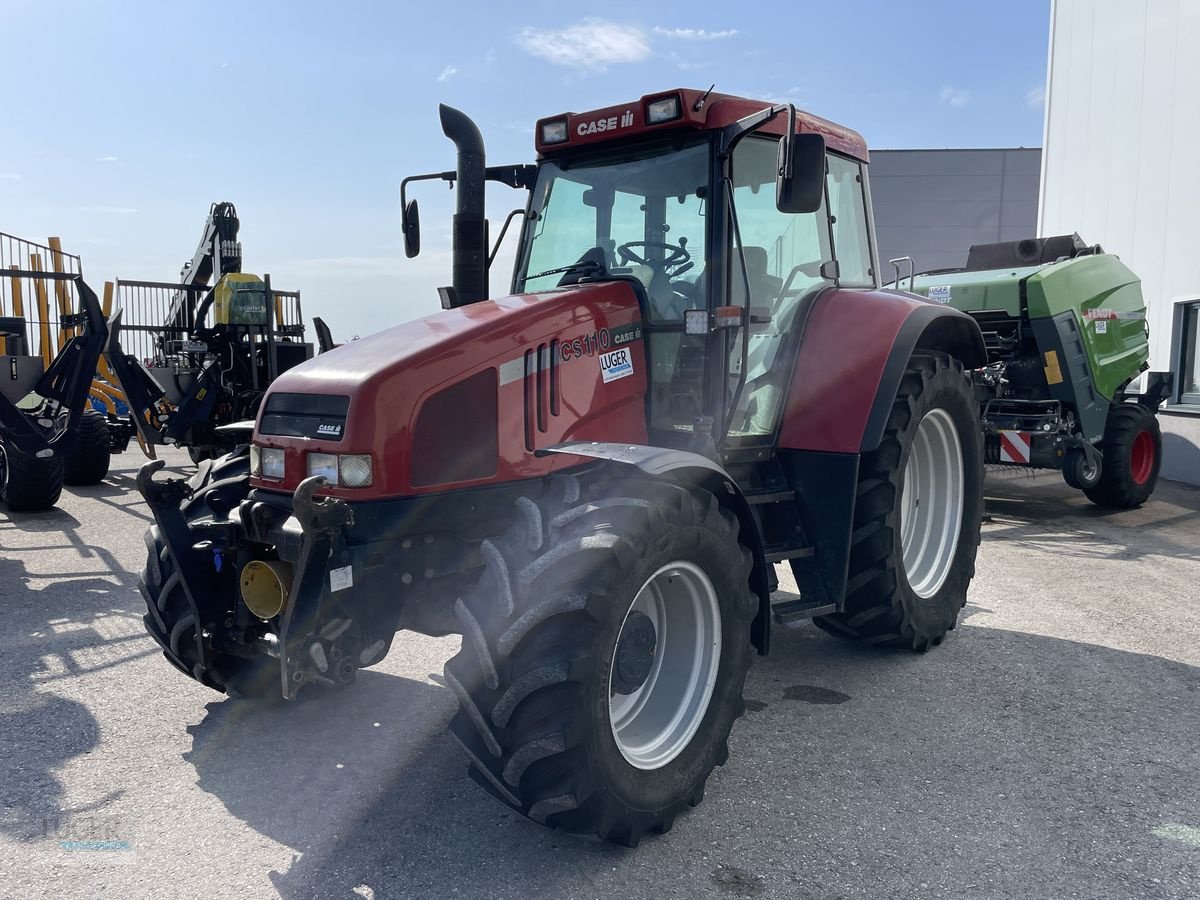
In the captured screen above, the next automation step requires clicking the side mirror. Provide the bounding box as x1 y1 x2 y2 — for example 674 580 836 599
776 133 827 214
402 199 421 258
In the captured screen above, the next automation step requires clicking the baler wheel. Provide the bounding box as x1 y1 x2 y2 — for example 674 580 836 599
443 475 756 846
0 438 64 511
813 352 983 651
1083 404 1161 509
63 408 111 485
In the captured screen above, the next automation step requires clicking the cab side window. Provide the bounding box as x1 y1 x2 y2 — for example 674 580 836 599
826 154 874 287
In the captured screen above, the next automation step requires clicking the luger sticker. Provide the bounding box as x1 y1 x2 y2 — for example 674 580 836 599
599 348 634 383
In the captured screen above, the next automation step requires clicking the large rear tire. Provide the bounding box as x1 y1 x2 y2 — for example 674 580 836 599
444 475 756 846
813 352 983 650
0 439 64 511
1083 404 1161 509
63 408 111 486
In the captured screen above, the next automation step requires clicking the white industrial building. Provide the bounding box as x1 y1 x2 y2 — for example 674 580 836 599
1039 0 1200 482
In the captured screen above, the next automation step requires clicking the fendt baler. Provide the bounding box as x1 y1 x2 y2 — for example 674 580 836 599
137 89 988 845
902 234 1172 507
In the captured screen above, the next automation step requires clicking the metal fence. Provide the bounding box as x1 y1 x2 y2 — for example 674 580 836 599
110 277 304 365
0 232 86 364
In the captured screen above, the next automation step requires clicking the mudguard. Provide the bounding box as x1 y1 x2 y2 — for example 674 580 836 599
539 441 774 654
779 289 986 454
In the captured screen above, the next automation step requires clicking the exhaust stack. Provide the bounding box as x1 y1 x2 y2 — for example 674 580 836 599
439 104 488 306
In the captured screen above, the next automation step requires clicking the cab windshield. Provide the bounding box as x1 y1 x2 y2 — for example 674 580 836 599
516 138 711 322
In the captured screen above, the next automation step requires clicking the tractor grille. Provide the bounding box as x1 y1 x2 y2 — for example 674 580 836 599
259 392 349 440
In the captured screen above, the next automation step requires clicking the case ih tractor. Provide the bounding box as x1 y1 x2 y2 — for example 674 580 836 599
897 235 1172 507
137 90 987 845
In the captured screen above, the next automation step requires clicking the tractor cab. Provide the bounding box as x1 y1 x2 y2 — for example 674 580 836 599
403 89 874 453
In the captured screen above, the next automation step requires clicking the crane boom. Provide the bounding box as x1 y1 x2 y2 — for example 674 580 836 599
164 201 242 332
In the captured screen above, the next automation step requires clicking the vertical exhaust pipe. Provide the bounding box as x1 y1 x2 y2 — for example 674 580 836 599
439 104 488 306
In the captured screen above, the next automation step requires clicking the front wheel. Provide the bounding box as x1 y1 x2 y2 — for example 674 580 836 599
444 476 756 846
0 439 64 511
814 352 983 651
63 408 111 486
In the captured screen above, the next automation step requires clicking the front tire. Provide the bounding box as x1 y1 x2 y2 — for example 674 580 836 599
140 450 276 698
1083 405 1161 509
814 352 983 650
63 408 111 486
444 475 756 846
0 439 64 511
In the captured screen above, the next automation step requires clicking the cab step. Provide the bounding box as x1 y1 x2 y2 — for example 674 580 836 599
771 596 838 625
743 488 796 505
763 542 815 564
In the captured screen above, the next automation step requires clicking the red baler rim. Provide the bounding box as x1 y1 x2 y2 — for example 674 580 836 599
1130 429 1154 485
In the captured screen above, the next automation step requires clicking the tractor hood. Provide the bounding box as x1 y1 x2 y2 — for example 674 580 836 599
250 280 648 499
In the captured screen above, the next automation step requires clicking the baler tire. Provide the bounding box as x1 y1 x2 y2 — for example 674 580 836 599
63 409 111 486
443 475 756 846
1083 404 1161 509
0 439 64 511
813 352 983 651
1062 448 1100 491
139 449 275 697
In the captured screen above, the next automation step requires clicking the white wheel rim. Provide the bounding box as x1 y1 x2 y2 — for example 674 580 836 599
608 561 722 770
900 408 965 599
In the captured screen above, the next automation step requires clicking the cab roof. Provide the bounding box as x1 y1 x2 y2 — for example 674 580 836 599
534 87 869 162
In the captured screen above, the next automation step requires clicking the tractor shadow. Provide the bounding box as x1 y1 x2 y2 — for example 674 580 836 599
982 470 1200 562
182 621 1200 899
0 552 152 845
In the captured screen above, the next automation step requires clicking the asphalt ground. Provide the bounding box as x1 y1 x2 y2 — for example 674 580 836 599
1 450 1198 899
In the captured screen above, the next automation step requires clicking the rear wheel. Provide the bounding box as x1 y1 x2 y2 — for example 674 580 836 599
63 408 111 486
443 475 756 846
813 352 983 650
0 438 64 511
1083 404 1161 509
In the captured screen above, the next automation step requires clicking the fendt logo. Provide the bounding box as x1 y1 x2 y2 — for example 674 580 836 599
576 110 634 136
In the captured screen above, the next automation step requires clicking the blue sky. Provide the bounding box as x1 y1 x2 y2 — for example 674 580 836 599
0 0 1049 338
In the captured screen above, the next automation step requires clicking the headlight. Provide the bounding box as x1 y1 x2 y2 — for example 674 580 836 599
260 447 285 480
338 454 373 488
306 452 339 485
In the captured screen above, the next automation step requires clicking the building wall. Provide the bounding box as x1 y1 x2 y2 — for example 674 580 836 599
1039 0 1200 370
870 149 1041 275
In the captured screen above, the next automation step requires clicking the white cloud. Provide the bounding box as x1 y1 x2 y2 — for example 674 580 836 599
653 26 737 40
97 156 118 163
77 206 138 214
0 172 20 181
939 85 971 108
437 64 458 83
515 19 651 72
1025 85 1046 110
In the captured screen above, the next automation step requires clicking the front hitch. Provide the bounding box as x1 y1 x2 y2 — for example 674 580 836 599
277 475 355 699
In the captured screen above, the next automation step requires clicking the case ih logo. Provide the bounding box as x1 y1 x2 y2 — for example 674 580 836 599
577 110 634 137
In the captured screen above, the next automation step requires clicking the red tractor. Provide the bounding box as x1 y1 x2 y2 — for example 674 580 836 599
138 89 986 846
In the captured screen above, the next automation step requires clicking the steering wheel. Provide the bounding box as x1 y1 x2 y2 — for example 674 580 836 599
616 239 692 274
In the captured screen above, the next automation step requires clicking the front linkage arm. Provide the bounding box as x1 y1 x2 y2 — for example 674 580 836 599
137 460 222 685
276 475 355 699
